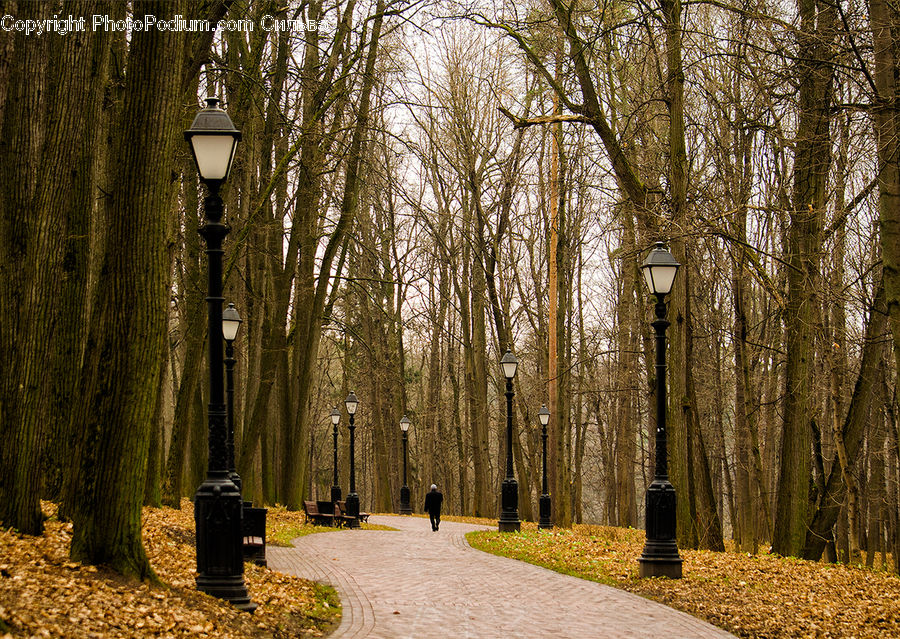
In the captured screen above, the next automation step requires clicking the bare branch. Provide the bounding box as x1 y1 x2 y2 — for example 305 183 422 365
497 105 596 129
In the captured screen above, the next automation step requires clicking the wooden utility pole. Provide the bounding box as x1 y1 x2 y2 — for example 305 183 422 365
548 90 559 467
549 70 572 525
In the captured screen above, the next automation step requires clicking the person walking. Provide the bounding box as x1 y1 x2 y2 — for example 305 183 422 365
423 484 443 531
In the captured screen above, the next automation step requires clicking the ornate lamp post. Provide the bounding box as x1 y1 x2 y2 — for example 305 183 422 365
538 404 552 529
185 97 255 611
498 349 521 532
399 415 412 514
222 303 242 494
330 407 342 504
344 391 361 528
638 241 683 579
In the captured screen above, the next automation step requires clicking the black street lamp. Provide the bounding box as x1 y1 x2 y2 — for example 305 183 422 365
638 241 683 579
330 407 342 504
399 415 412 515
186 97 255 611
344 391 361 528
222 303 243 494
538 404 552 529
498 349 521 532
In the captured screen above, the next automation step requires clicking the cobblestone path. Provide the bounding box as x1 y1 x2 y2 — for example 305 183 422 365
267 515 735 638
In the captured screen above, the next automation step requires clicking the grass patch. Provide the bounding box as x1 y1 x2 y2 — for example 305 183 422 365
298 581 341 632
264 505 325 546
466 524 900 638
395 512 500 527
467 527 629 587
360 522 398 531
267 509 398 545
269 525 325 546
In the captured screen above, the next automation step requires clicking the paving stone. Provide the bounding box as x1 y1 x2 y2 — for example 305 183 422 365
267 515 735 638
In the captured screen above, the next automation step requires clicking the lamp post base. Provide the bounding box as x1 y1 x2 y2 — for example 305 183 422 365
399 485 412 515
194 474 256 611
498 477 520 532
498 516 521 532
331 485 342 504
638 479 682 579
345 491 361 528
538 494 552 529
638 553 683 579
196 574 258 613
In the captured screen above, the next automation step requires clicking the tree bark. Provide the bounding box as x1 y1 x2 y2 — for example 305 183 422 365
773 0 836 557
70 0 187 579
0 0 108 534
869 0 900 417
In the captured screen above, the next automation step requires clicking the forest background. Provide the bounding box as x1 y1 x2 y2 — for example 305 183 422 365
1 0 899 581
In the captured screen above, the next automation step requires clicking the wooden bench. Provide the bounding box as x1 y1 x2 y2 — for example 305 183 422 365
336 500 370 524
316 500 353 528
242 505 267 567
331 501 356 527
303 500 335 526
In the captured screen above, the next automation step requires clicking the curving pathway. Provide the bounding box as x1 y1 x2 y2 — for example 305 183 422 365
267 515 735 638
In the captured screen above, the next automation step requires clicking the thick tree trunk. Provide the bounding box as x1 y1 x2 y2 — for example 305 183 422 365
0 1 111 534
773 0 835 557
869 0 900 415
0 1 52 534
43 2 110 507
70 0 187 578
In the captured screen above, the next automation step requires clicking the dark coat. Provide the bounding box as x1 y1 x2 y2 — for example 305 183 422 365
424 489 443 514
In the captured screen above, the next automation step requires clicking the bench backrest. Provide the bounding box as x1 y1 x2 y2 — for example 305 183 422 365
316 500 335 516
243 506 266 534
304 500 319 515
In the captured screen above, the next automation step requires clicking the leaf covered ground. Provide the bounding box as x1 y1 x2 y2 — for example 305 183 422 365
0 501 340 638
5 506 899 638
468 522 900 638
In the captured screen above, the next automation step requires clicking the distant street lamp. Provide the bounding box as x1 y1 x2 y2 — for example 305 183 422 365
637 241 683 579
538 404 552 530
345 391 361 528
498 349 521 532
330 407 342 504
185 97 255 611
222 303 242 493
399 415 412 515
